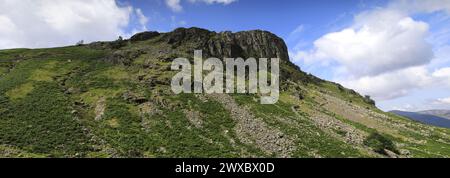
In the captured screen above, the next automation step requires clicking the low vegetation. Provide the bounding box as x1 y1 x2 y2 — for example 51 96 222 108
0 28 448 158
364 132 398 155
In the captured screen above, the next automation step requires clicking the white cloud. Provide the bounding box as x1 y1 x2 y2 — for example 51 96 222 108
0 0 141 49
436 97 450 104
122 8 152 39
189 0 236 5
170 16 187 28
166 0 183 12
291 1 450 104
391 104 418 112
289 25 304 37
136 8 149 30
296 9 433 77
432 67 450 87
389 0 450 14
0 16 16 35
165 0 237 12
287 25 305 44
433 67 450 77
338 66 432 100
0 15 19 47
429 45 450 70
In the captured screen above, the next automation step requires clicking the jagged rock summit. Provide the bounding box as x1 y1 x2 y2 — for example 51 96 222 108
128 27 289 60
125 27 307 83
157 27 290 61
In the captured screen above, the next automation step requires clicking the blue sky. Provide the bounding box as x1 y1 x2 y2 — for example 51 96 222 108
1 0 449 111
123 0 362 34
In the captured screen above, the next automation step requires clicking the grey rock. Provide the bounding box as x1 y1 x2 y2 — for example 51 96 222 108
104 50 146 65
130 31 160 42
162 27 290 61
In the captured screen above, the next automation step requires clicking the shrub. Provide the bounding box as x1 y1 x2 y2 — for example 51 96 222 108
110 36 127 49
76 40 84 46
363 95 376 106
364 132 398 155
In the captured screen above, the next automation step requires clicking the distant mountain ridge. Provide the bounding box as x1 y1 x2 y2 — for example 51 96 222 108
390 110 450 129
419 110 450 120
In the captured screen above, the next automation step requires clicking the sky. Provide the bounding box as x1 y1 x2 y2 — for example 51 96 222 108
0 0 450 111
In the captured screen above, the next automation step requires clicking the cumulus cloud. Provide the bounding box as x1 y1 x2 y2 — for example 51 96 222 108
0 15 19 48
123 8 151 39
291 0 450 103
338 66 432 100
165 0 237 12
0 0 149 49
165 0 183 12
435 97 450 105
190 0 236 5
391 104 419 112
287 25 305 44
432 67 450 87
433 67 450 77
341 65 450 101
135 8 149 30
429 45 450 70
295 9 433 77
389 0 450 14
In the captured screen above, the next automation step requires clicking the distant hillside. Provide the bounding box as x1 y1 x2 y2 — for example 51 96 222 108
1 27 449 158
419 110 450 120
390 110 450 129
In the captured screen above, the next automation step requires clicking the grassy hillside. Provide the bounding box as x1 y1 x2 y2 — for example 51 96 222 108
0 28 449 158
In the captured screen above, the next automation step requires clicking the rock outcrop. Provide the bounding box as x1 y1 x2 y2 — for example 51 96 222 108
161 27 290 61
157 27 309 83
130 31 160 42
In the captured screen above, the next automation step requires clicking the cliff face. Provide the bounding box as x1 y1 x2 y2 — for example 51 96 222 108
152 27 308 83
159 27 290 61
125 27 308 84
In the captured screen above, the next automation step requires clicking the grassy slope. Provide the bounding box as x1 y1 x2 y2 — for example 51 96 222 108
0 38 448 158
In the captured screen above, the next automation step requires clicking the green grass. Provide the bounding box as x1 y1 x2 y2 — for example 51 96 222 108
0 47 109 157
364 132 398 155
233 94 367 157
1 38 449 158
0 145 48 158
75 93 266 157
97 67 130 80
0 82 93 156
